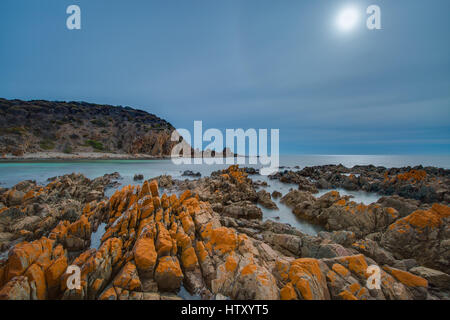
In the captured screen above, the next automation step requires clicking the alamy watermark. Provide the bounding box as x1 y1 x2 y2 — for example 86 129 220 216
366 265 381 290
66 4 381 31
66 265 81 290
170 121 279 175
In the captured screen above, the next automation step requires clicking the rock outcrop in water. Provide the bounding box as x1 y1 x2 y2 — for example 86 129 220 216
0 173 120 255
270 165 450 204
0 165 449 300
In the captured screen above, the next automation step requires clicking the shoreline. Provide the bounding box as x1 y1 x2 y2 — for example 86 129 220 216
0 152 171 161
0 152 248 162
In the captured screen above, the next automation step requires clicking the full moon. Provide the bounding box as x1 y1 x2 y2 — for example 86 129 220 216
336 7 359 31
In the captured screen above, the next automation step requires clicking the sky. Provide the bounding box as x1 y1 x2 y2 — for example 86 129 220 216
0 0 449 155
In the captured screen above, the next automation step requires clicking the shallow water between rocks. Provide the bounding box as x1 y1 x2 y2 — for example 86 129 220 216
2 155 448 299
90 223 107 250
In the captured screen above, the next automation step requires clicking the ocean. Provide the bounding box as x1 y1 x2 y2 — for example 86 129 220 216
1 154 448 236
1 155 449 189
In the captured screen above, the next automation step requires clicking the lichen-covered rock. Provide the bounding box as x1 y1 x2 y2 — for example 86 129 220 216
409 266 450 290
0 276 32 300
1 167 447 300
381 204 450 273
275 258 329 300
281 190 401 237
154 256 183 292
133 236 157 276
113 262 142 291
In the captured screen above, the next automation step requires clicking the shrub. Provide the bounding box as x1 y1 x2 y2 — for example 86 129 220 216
40 139 55 150
63 144 73 154
90 119 108 127
85 139 104 151
4 127 26 135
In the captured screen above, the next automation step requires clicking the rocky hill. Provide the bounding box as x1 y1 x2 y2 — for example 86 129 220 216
0 98 177 157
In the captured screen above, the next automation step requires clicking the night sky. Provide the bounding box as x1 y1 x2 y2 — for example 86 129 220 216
1 0 449 154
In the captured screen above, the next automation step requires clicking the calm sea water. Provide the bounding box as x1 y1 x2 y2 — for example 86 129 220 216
1 155 449 189
1 155 448 235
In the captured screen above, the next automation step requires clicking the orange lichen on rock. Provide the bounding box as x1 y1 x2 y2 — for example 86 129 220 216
45 255 68 298
154 256 183 292
98 287 117 300
294 278 313 300
335 199 346 206
290 258 324 283
195 241 208 263
180 246 198 271
179 190 192 204
278 258 327 300
329 191 340 199
22 190 35 202
208 227 238 255
339 255 369 279
180 212 195 235
396 169 426 182
113 262 141 291
348 282 361 294
156 223 173 257
220 165 248 184
140 180 151 197
280 282 298 300
389 203 450 231
241 263 257 276
5 237 55 281
149 180 159 197
326 270 337 285
332 263 350 278
386 207 399 218
225 255 238 272
338 290 358 300
275 260 290 282
67 215 91 238
133 237 157 273
383 266 428 288
24 263 46 300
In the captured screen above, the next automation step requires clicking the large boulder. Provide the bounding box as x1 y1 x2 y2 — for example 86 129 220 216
381 204 450 273
154 256 183 292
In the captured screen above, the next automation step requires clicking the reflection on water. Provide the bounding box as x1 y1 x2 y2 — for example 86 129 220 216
178 285 202 300
254 175 382 234
90 223 107 249
255 175 323 236
316 188 381 205
0 251 8 260
1 155 449 189
0 155 446 247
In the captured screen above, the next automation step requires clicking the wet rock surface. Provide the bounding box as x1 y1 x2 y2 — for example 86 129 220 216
182 170 201 177
0 165 449 300
270 165 449 204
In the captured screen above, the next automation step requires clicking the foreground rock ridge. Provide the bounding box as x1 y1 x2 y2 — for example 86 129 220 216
0 98 176 157
0 165 449 300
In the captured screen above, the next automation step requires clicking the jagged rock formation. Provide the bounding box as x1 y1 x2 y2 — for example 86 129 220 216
270 165 450 204
0 166 449 300
0 98 177 157
0 173 120 254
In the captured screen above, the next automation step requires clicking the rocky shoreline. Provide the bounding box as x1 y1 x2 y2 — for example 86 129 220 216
0 152 172 161
0 165 449 300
